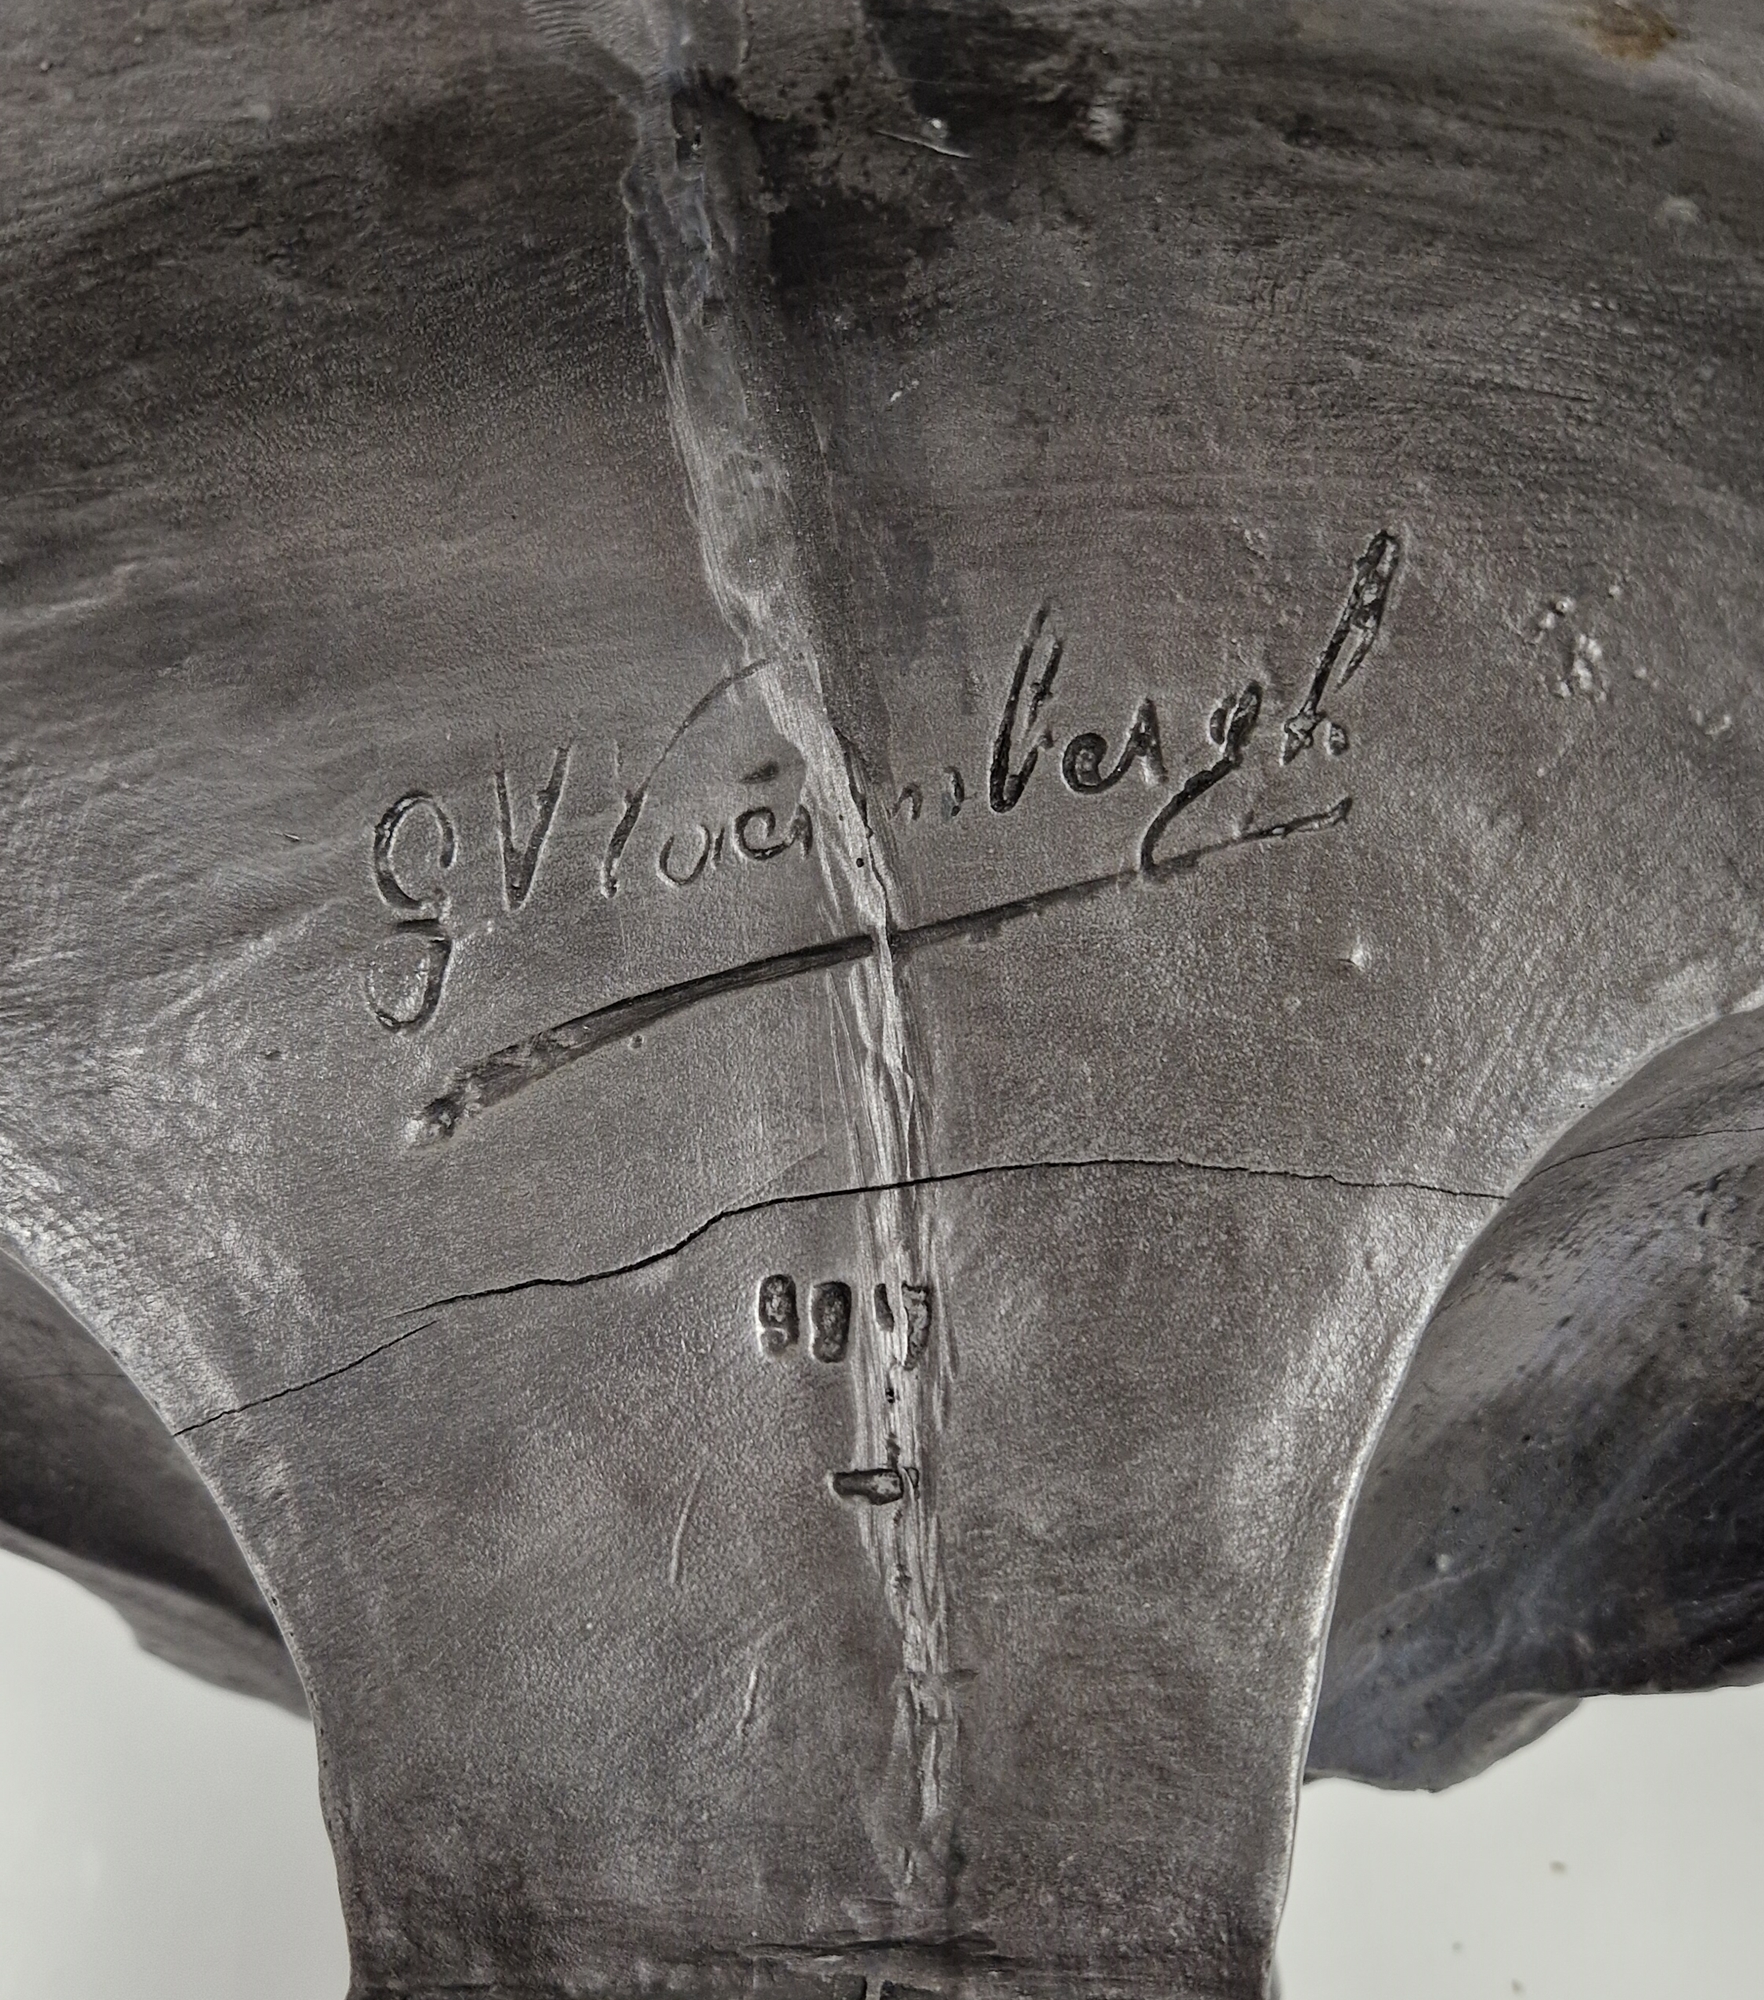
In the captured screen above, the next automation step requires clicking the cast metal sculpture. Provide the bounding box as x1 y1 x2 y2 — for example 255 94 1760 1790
2 0 1761 1993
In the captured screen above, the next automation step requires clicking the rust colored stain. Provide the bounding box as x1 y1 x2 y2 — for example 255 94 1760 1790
1586 1 1679 60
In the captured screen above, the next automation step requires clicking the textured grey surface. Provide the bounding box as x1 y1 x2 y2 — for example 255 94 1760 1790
1313 1009 1764 1791
0 1250 303 1710
2 1 1762 1995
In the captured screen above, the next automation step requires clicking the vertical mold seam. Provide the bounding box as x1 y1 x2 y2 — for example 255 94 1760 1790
619 68 959 1921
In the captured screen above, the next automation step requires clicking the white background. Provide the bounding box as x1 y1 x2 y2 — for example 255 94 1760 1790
2 1547 1761 2000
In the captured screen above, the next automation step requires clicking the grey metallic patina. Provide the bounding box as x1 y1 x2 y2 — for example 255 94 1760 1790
2 0 1762 1994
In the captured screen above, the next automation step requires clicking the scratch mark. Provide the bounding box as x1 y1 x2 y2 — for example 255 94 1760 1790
873 127 973 159
737 1662 760 1739
668 1461 708 1588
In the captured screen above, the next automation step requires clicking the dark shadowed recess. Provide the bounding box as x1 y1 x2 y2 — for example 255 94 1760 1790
1313 1008 1764 1790
0 1246 305 1712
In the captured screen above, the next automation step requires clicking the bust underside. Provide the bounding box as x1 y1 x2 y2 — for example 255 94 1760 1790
3 0 1762 1994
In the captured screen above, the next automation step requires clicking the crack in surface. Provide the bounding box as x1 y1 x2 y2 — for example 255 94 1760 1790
1519 1121 1764 1186
175 1319 438 1435
399 1152 1499 1318
173 1157 1498 1434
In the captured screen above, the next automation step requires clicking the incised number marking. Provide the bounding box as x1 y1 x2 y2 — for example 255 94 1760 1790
755 1272 936 1507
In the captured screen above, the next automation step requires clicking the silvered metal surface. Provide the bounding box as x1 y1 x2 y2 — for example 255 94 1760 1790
1313 1010 1764 1791
2 2 1762 1995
